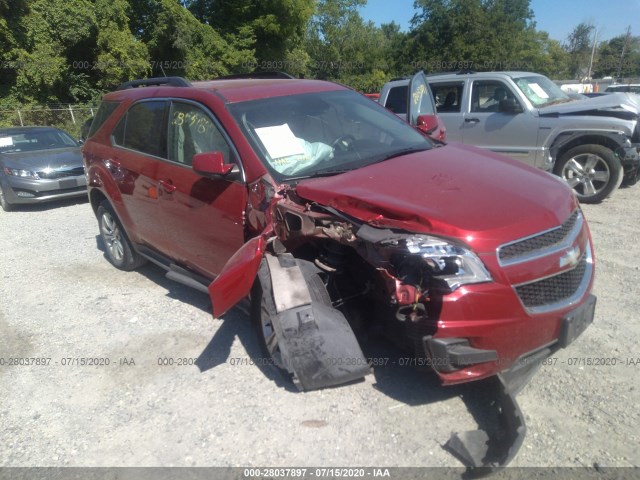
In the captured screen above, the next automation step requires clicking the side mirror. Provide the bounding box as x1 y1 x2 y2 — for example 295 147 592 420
193 151 234 177
416 114 440 134
499 98 524 114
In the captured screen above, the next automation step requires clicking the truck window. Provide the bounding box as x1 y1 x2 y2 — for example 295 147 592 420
385 86 407 114
471 81 517 112
431 83 464 112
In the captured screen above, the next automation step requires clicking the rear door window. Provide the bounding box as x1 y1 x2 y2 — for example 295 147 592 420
430 83 464 112
112 101 168 158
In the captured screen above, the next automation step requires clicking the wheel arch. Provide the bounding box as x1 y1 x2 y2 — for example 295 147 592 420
89 188 108 217
550 131 624 168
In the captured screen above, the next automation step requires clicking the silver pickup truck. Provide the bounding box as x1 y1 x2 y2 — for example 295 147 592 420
379 71 640 203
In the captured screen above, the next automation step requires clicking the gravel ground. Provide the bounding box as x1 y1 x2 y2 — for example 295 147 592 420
0 186 639 473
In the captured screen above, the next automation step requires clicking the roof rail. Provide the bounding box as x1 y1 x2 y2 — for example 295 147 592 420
216 71 296 80
116 77 192 91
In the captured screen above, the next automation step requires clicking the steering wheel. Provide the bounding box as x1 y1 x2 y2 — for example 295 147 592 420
331 135 356 152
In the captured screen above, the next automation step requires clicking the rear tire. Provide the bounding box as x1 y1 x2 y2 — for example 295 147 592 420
0 184 13 212
96 200 146 271
554 144 621 204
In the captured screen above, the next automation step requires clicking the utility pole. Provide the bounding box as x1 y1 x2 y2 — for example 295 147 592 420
587 28 598 80
616 26 632 79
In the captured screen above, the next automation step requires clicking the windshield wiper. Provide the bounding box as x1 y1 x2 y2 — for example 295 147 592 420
542 98 573 107
287 168 353 182
374 146 430 163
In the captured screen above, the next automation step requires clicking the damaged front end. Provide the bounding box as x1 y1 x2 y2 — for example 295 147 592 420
209 178 593 471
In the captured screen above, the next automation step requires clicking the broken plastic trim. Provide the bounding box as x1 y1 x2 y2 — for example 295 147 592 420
258 253 371 391
444 375 526 473
424 336 498 373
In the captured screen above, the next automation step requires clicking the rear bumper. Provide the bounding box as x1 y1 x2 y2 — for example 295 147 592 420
1 175 87 204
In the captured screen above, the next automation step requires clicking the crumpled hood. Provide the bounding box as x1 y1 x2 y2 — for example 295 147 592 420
0 147 83 171
539 92 640 120
294 144 578 252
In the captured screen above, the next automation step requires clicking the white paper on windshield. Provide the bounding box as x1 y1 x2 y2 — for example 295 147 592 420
528 83 549 99
255 124 305 159
0 137 14 147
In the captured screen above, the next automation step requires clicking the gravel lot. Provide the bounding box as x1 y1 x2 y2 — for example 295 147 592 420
1 185 639 473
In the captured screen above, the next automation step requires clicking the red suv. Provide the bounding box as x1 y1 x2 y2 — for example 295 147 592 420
83 75 596 467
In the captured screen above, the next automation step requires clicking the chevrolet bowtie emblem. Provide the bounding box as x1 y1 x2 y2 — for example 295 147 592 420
560 245 581 268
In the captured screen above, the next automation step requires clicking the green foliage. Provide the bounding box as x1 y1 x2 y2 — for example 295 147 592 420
564 22 596 79
185 0 314 64
594 33 640 79
93 0 151 90
0 0 637 120
304 0 393 91
406 0 542 73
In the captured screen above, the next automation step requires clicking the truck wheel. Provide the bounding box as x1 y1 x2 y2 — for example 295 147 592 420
96 200 146 271
554 144 622 204
0 185 14 212
251 260 331 377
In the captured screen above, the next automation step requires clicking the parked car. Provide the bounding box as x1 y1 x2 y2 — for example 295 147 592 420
0 126 87 211
83 75 596 468
380 71 640 204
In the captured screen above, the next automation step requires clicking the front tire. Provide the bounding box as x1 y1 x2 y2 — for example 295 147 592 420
0 184 13 212
96 200 146 271
251 259 331 381
554 144 622 204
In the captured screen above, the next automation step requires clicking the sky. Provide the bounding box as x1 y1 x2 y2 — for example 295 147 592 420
359 0 640 42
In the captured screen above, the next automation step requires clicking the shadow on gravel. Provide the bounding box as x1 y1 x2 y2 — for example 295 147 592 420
91 240 516 463
95 235 212 313
362 338 466 406
196 304 300 392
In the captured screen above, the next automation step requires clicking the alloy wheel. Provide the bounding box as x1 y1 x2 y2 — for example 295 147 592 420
562 153 610 198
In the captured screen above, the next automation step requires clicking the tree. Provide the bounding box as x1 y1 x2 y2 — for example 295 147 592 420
526 31 570 79
128 0 254 79
594 31 640 79
407 0 540 73
564 22 595 79
93 0 150 90
305 0 392 91
5 0 98 103
185 0 314 66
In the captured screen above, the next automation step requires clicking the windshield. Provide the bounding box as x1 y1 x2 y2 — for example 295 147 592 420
0 129 78 154
228 90 431 182
512 75 571 108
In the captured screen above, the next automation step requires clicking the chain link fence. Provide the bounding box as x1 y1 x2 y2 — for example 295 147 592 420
0 105 98 139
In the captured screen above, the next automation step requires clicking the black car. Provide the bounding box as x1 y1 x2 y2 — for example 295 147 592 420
0 126 87 211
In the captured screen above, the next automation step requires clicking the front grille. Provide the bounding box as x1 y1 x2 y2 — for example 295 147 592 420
36 166 85 179
499 211 580 264
515 253 588 309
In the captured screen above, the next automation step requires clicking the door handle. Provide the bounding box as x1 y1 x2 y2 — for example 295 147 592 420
159 179 177 193
465 118 480 123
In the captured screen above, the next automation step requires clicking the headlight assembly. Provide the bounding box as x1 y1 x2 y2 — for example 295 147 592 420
3 167 39 179
385 234 492 291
